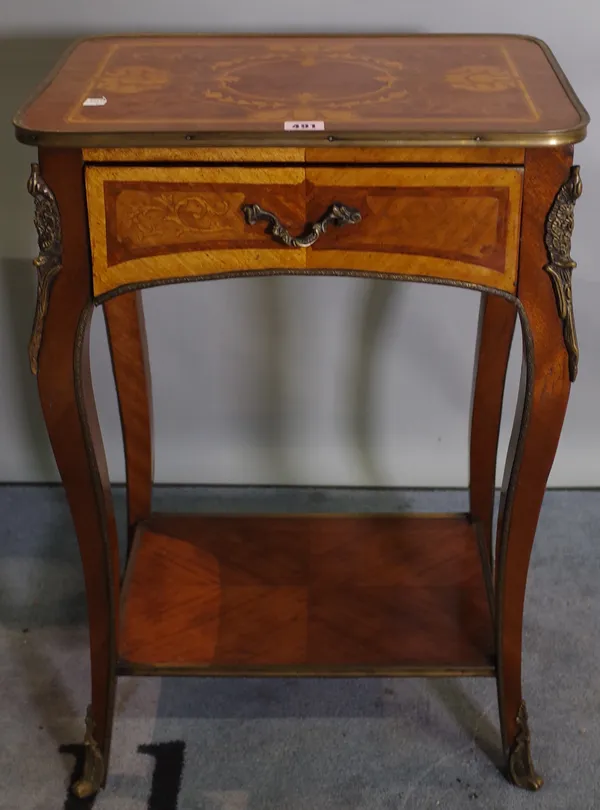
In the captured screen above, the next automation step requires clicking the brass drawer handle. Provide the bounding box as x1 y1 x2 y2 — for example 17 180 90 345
241 202 362 248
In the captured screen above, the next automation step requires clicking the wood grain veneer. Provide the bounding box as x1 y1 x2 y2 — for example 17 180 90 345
34 149 119 783
15 35 588 147
82 146 525 164
86 164 522 296
495 147 575 761
469 293 517 558
103 290 153 551
16 32 588 795
119 513 495 674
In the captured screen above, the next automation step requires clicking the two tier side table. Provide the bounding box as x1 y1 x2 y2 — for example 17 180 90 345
13 33 589 797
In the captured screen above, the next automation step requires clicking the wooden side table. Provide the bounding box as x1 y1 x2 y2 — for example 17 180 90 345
14 34 588 798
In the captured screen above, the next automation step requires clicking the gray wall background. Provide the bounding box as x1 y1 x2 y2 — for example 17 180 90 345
0 2 598 486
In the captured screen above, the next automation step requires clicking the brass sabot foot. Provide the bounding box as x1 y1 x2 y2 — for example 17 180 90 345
507 701 543 791
71 705 105 798
72 777 99 800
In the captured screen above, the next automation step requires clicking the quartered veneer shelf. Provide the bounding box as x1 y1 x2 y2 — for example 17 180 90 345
118 513 495 677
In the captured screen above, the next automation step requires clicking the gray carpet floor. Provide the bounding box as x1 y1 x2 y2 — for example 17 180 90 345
1 485 599 809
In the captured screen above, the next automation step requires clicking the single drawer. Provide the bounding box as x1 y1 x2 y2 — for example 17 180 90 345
86 165 522 297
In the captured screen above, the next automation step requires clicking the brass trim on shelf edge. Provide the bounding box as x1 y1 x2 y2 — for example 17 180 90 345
12 33 589 149
144 511 471 520
544 165 582 382
27 163 62 374
116 662 497 678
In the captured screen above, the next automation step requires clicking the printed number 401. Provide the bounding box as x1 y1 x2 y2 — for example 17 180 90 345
284 121 325 131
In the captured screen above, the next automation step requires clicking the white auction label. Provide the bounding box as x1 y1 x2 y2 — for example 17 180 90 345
83 96 108 107
284 120 325 131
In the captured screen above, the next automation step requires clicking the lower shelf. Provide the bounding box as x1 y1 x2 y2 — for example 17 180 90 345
118 513 495 676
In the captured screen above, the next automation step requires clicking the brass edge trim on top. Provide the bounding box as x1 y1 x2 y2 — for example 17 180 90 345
14 129 589 150
13 33 589 148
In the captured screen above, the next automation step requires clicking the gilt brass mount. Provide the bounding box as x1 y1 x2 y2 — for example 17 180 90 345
544 165 582 382
72 705 106 798
27 163 62 375
507 701 543 791
241 201 361 248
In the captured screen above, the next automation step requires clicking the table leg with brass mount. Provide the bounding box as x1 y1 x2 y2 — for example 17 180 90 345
14 34 588 798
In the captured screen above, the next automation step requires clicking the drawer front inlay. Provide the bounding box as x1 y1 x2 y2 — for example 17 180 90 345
86 165 522 296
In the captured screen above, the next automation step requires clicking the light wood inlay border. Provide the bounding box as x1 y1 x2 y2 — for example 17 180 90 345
86 165 522 296
83 147 525 165
84 147 306 163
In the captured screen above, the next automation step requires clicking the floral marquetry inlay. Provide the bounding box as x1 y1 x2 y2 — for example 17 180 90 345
120 192 232 238
204 43 409 121
97 66 171 94
85 165 522 297
445 66 517 93
41 35 581 131
113 188 245 248
16 35 587 144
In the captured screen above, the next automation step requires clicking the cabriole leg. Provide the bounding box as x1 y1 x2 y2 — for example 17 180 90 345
496 147 580 790
30 150 120 797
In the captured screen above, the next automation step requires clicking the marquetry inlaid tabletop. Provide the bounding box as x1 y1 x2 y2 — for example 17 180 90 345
14 34 588 147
